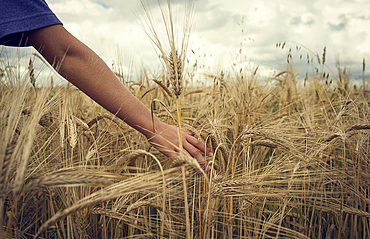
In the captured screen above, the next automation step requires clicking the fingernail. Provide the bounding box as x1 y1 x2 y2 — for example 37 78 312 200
206 165 212 171
208 152 213 157
185 170 189 176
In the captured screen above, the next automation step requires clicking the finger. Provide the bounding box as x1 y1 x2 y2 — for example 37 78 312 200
183 141 210 173
157 146 177 159
185 134 213 158
182 128 195 136
184 136 213 172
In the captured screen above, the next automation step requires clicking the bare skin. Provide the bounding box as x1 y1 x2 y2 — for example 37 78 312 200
25 24 212 174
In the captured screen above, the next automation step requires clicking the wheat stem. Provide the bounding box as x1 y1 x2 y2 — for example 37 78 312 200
182 165 191 239
176 96 183 149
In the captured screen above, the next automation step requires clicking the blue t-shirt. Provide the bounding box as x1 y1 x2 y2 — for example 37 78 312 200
0 0 62 46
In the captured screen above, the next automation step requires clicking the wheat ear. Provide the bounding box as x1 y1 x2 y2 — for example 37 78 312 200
153 78 173 97
139 1 196 236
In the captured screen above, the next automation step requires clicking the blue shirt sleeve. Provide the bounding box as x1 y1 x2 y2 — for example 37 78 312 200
0 0 62 46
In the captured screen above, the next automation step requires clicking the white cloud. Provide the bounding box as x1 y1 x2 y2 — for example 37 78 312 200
4 0 369 82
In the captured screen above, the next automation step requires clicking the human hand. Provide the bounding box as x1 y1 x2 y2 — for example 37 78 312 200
146 121 213 175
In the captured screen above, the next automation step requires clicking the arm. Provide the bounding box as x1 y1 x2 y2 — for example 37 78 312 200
26 25 212 172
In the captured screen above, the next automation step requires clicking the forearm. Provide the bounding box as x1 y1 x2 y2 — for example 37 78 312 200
58 44 158 136
27 25 158 137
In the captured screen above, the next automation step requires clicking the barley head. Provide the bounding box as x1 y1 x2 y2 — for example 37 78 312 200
168 50 182 97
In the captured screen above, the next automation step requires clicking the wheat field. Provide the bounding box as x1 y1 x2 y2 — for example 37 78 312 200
1 2 370 238
1 51 369 238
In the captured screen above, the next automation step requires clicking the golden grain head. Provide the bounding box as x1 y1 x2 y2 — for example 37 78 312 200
68 118 77 148
168 50 182 97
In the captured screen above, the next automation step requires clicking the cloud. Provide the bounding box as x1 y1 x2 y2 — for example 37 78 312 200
290 14 315 26
290 16 302 25
91 0 110 9
328 14 348 31
3 0 369 82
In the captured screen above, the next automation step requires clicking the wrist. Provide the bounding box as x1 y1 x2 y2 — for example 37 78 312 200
138 116 164 139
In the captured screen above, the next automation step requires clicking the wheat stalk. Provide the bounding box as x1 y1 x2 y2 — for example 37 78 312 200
209 132 228 168
23 172 113 193
153 78 173 97
12 89 49 197
139 3 196 237
140 87 156 100
126 200 162 213
68 116 77 149
0 145 14 189
106 150 148 171
33 168 177 238
346 123 370 133
170 155 187 168
168 50 183 97
73 115 100 160
249 139 279 149
325 124 370 142
87 113 122 128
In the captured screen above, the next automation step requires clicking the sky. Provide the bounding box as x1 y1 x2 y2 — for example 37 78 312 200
2 0 370 85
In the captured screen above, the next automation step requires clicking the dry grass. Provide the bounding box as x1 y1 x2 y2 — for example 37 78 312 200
0 54 369 238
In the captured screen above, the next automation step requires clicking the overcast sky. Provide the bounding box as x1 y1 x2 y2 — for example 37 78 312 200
2 0 370 84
